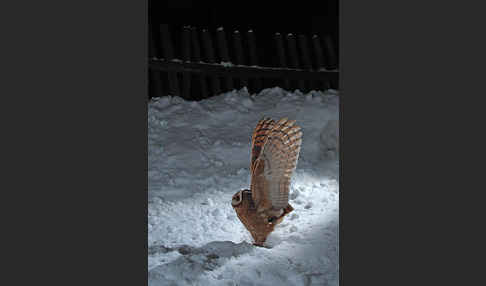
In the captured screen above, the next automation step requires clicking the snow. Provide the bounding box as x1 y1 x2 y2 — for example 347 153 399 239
319 119 339 160
220 61 233 67
148 87 339 286
319 68 339 72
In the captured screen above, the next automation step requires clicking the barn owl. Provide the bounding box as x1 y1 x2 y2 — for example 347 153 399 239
231 117 303 247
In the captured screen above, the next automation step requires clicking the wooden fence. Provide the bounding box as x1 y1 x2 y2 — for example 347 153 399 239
149 24 339 100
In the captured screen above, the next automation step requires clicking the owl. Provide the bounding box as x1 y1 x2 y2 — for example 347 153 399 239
231 117 303 247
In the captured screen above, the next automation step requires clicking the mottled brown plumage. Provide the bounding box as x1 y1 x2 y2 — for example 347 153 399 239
232 117 302 246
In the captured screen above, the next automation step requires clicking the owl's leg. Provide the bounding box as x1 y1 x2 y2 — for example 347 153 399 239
284 204 294 215
272 204 294 225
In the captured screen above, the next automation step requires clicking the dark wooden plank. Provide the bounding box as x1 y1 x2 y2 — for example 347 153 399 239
149 27 157 58
233 30 248 89
298 34 314 91
181 26 192 100
324 35 338 70
201 29 221 95
298 35 312 69
312 35 326 69
324 35 338 89
190 27 208 99
149 71 163 98
246 30 262 93
160 24 180 97
216 27 233 91
149 58 339 82
312 35 328 91
149 27 164 97
286 33 305 92
286 34 299 68
247 30 258 66
274 33 290 90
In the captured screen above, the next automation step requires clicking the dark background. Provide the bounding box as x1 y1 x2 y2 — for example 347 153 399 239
149 0 339 66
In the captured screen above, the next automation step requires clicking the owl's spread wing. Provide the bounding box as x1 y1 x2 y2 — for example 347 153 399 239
250 118 303 211
250 118 276 174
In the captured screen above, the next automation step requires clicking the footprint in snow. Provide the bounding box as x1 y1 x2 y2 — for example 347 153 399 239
287 234 304 243
290 189 300 200
211 208 221 217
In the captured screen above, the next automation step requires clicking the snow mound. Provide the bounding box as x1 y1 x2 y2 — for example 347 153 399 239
319 119 339 160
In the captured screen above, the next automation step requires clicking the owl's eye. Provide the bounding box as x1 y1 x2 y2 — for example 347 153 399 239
268 217 276 223
231 191 243 206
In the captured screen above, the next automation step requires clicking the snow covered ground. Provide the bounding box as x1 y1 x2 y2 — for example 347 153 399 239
148 87 339 286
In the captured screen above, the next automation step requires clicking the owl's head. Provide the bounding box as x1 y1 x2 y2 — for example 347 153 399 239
231 189 250 207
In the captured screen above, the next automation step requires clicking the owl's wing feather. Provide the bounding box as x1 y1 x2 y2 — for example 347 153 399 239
250 118 276 174
250 118 303 211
